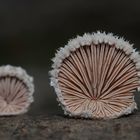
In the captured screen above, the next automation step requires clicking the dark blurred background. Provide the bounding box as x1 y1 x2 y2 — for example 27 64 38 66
0 0 140 115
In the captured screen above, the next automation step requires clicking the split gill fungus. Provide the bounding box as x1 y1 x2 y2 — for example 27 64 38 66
50 32 140 119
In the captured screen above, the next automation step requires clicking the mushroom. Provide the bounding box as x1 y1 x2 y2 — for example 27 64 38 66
50 32 140 119
0 65 34 116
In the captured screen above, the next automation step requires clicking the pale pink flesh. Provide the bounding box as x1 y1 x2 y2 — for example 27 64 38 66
0 76 29 115
58 44 139 118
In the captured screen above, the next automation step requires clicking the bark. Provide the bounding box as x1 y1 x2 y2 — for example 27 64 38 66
0 111 140 140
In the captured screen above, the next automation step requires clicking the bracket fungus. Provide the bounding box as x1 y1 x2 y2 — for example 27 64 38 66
0 65 34 116
50 32 140 119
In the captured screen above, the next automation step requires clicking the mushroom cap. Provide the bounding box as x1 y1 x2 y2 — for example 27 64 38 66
50 32 140 119
0 65 34 116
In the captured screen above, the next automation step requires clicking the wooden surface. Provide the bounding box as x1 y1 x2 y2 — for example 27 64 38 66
0 111 140 140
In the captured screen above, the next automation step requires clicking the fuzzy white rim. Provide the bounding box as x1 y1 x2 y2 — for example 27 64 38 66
0 65 34 115
50 31 140 119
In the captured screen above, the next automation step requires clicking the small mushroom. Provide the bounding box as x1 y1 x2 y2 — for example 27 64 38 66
0 65 34 116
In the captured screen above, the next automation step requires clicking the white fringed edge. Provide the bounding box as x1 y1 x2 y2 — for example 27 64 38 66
0 65 34 116
50 31 140 119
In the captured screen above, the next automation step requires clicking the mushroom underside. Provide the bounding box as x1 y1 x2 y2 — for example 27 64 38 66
0 76 30 115
57 44 139 119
